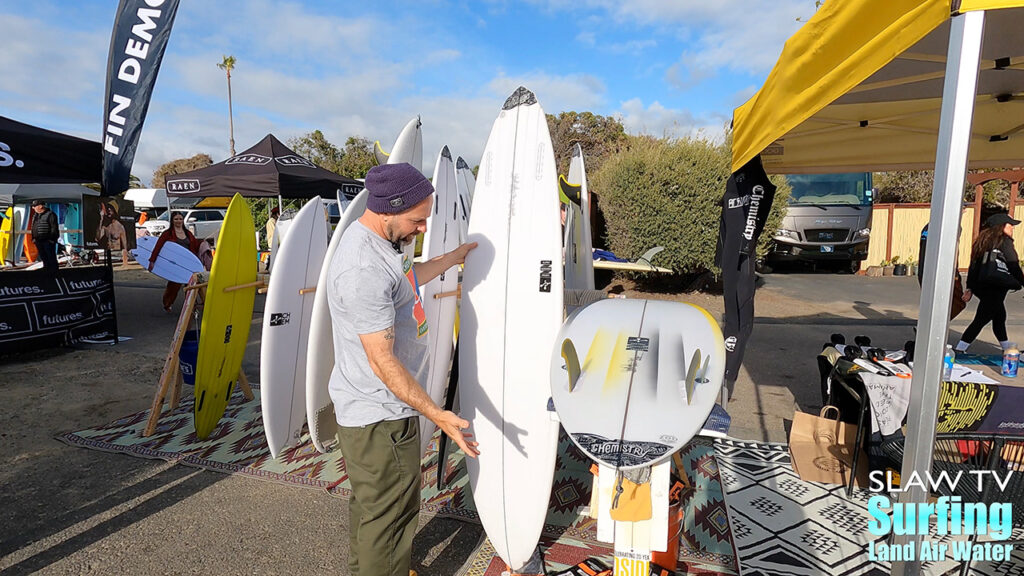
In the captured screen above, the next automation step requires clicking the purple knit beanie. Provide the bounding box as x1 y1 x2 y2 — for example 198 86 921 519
365 163 434 214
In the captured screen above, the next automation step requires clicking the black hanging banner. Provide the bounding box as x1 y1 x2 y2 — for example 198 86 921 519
0 266 117 356
101 0 180 196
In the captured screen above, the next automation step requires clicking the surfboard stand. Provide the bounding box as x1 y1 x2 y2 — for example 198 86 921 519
143 273 254 437
593 461 672 576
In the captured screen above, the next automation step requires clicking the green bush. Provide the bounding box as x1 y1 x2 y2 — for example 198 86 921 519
590 134 790 276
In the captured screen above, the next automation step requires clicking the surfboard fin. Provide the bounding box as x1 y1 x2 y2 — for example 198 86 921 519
373 140 389 166
559 174 582 206
682 349 700 405
562 338 582 392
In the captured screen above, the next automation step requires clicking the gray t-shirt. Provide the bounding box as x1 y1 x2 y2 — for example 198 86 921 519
327 220 429 427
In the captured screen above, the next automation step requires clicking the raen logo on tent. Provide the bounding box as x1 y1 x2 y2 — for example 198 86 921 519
0 141 25 168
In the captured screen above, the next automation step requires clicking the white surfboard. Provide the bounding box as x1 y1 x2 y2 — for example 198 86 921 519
562 144 595 292
260 196 330 459
385 116 423 262
419 146 461 457
455 156 474 244
459 86 564 572
551 299 726 470
132 234 205 284
388 116 424 174
268 215 293 273
305 189 368 453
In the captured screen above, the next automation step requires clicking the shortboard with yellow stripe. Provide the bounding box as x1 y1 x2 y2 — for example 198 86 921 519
194 193 258 439
550 298 725 470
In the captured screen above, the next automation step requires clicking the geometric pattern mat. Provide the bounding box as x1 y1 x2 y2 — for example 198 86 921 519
464 438 737 575
57 388 735 574
713 438 1024 576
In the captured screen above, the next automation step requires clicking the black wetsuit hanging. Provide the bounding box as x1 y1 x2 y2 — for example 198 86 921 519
715 155 776 396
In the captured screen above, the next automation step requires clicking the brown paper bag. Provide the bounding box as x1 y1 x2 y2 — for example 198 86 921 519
789 406 868 487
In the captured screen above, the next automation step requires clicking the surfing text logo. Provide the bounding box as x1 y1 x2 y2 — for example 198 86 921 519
0 141 25 169
866 470 1015 563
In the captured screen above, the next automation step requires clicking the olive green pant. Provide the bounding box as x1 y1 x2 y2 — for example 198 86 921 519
337 417 421 576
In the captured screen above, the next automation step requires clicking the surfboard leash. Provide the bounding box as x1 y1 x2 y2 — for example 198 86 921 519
611 300 650 510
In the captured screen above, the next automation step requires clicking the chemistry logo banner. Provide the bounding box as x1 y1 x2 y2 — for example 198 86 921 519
101 0 180 196
0 266 116 355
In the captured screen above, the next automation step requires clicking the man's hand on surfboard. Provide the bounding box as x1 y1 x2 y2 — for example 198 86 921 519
436 410 479 458
449 241 477 264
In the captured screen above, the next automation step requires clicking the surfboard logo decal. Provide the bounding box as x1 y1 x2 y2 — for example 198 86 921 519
626 337 649 352
572 433 670 467
539 260 552 292
269 313 290 327
223 325 233 343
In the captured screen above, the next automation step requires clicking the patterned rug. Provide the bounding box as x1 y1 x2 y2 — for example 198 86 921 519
58 388 736 574
713 438 1023 576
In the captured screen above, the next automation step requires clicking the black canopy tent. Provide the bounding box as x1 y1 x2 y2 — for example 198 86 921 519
0 116 102 184
164 134 362 200
0 118 115 353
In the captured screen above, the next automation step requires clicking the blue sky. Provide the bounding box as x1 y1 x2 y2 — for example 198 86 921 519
0 0 810 185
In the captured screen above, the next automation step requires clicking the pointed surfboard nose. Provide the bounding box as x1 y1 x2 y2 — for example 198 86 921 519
502 86 538 110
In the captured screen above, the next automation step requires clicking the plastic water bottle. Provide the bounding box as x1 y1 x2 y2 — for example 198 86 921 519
943 345 955 381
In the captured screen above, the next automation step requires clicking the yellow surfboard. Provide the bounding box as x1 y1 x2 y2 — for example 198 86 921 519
194 194 258 439
0 207 14 264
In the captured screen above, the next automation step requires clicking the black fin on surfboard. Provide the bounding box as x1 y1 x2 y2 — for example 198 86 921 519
436 341 460 490
559 174 582 206
502 86 537 110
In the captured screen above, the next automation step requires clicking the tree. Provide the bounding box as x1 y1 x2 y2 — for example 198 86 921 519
591 134 790 276
288 130 344 173
546 111 628 176
873 170 934 204
151 153 214 188
217 55 237 156
287 132 375 179
337 136 376 179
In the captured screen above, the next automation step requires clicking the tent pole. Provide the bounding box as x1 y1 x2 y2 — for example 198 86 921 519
892 10 984 576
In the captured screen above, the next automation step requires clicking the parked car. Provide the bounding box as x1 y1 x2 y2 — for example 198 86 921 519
142 208 226 242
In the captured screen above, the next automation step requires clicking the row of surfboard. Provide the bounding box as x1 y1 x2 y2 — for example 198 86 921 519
0 202 83 266
137 87 725 573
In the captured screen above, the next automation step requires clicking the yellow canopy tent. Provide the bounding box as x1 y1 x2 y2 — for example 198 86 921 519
732 3 1024 574
733 0 1024 174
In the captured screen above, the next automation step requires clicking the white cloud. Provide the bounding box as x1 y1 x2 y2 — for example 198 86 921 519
529 0 808 85
616 98 727 142
486 72 606 114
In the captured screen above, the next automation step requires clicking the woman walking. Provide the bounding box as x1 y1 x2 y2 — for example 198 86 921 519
150 212 201 313
955 213 1024 352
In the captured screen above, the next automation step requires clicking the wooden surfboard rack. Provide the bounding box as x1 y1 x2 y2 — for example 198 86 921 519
143 272 254 437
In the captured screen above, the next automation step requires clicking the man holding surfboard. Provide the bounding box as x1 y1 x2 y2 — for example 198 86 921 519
327 162 478 576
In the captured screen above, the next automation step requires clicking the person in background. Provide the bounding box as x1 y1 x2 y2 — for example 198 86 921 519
30 200 60 273
198 237 214 271
266 206 280 249
955 213 1024 352
918 223 967 320
150 212 201 313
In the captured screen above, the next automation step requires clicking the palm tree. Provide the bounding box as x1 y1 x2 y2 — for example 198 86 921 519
217 55 237 156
